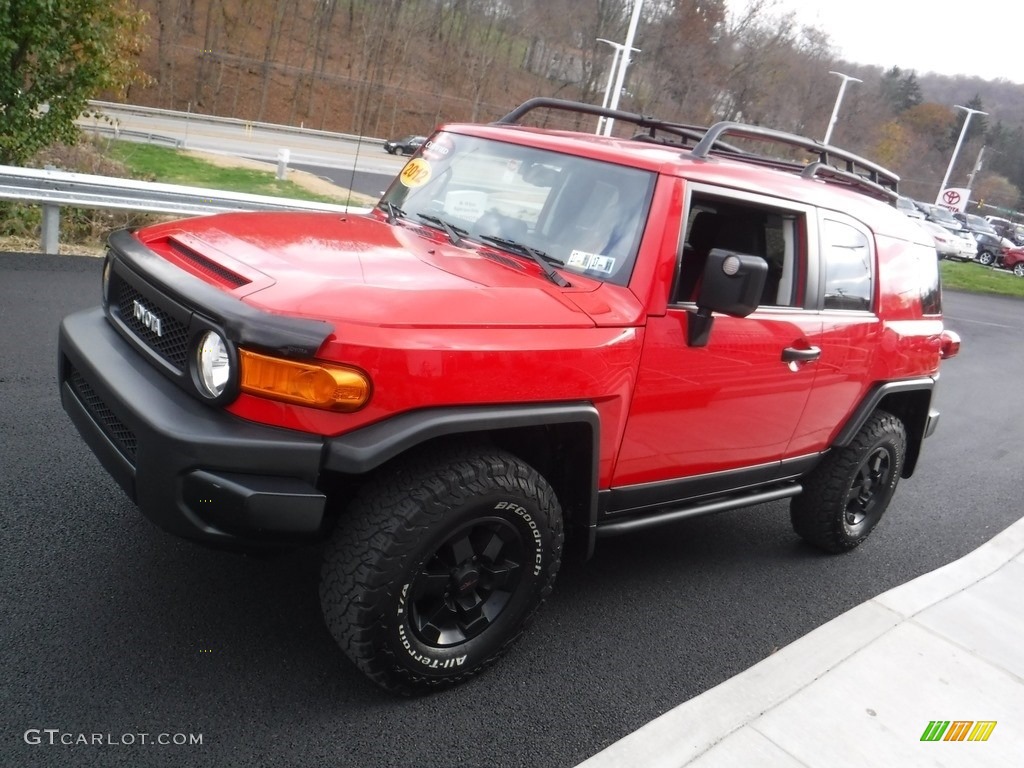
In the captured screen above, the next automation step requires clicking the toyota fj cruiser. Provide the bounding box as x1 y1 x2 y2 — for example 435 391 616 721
59 98 960 695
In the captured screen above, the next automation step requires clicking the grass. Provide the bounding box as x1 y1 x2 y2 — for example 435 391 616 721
103 142 360 205
940 259 1024 299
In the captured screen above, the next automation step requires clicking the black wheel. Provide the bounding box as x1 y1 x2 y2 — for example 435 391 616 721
790 411 907 553
320 445 563 695
1013 262 1024 277
384 146 395 154
977 249 996 266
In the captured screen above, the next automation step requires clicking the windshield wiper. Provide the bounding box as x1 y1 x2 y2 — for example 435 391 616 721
417 214 468 247
380 200 404 224
478 235 570 287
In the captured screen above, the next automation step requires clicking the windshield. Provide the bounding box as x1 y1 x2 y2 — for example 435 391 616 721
928 206 959 226
378 132 656 286
965 214 998 235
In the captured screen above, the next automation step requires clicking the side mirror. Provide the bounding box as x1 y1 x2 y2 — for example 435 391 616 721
687 248 768 347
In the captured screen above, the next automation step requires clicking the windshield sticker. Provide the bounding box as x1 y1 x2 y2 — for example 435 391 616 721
423 135 454 161
443 190 488 221
567 250 616 274
399 158 432 188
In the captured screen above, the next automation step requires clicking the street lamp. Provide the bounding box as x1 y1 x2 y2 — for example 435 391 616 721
595 39 640 135
936 105 988 205
602 0 645 137
822 71 862 145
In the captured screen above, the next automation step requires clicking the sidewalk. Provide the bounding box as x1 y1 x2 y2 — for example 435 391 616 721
577 516 1024 768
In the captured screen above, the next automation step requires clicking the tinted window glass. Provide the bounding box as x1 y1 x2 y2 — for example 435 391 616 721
822 219 872 311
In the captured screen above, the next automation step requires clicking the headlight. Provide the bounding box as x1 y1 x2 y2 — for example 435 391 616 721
195 330 232 398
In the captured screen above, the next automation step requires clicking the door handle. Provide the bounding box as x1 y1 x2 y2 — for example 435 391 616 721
781 346 821 363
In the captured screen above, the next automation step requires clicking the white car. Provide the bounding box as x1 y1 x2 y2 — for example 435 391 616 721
918 220 976 261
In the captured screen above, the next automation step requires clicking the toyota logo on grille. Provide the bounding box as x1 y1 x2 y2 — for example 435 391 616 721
132 299 163 337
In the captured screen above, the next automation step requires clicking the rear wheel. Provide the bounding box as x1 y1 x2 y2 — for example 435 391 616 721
320 445 563 695
791 411 907 553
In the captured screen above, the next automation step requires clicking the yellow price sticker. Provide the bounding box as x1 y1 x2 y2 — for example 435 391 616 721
399 158 432 188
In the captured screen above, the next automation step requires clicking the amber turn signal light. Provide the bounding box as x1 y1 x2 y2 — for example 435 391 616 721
239 349 371 411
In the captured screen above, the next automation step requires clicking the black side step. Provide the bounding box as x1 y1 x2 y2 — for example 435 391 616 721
595 484 802 537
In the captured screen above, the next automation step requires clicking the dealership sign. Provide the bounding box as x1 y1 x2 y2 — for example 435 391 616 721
935 187 971 213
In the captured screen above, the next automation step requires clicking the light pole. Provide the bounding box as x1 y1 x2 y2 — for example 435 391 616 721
822 71 862 145
595 39 639 135
936 105 988 204
602 0 645 137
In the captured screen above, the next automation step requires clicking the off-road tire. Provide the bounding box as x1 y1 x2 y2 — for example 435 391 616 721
790 411 907 553
320 445 563 695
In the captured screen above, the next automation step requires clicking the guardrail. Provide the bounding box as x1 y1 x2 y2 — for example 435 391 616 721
0 164 367 254
85 99 384 148
81 122 184 149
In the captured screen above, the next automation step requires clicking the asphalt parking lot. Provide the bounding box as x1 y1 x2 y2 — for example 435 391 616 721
2 251 1021 767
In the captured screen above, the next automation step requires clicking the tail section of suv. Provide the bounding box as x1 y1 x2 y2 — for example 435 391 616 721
58 98 960 695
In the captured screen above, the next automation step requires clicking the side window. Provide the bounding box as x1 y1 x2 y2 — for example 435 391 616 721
822 219 873 311
675 194 804 307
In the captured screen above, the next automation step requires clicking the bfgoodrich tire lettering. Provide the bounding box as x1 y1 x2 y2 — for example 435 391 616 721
790 410 907 553
319 445 563 695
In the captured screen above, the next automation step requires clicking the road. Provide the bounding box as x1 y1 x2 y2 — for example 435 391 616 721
79 105 408 176
79 104 404 199
1 251 1021 768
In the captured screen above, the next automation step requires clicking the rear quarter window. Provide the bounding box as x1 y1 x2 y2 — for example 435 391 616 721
821 218 873 311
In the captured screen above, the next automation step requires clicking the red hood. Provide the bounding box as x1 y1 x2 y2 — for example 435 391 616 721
135 211 644 328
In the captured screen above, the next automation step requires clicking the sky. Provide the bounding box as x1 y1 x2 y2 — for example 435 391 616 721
726 0 1022 84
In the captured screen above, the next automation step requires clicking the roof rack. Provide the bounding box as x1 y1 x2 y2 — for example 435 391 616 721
495 97 722 149
691 122 899 201
496 98 900 202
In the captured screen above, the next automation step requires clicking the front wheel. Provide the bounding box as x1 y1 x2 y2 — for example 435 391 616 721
790 411 907 553
1013 262 1024 277
977 249 996 266
320 446 563 695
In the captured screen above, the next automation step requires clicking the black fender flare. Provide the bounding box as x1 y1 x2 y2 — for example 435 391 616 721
833 377 937 476
323 403 602 549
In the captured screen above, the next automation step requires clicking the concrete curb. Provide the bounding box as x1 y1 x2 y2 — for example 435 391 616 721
577 515 1024 767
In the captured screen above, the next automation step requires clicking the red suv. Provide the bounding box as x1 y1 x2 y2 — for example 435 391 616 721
1003 244 1024 276
58 98 960 695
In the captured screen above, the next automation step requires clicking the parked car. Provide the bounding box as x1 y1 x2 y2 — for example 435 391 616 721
916 203 964 233
918 220 975 261
58 97 960 695
954 212 999 238
985 216 1024 246
1002 245 1024 276
972 232 1008 266
954 212 1006 266
383 135 426 155
896 196 925 219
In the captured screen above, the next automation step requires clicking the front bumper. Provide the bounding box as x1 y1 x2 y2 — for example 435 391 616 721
59 307 327 547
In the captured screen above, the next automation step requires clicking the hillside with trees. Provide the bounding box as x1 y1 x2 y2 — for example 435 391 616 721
107 0 1024 212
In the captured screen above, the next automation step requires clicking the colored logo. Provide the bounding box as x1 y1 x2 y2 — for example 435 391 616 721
920 720 997 742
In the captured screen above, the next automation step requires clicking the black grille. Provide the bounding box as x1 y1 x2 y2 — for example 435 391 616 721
169 240 250 288
68 367 138 462
116 281 190 370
